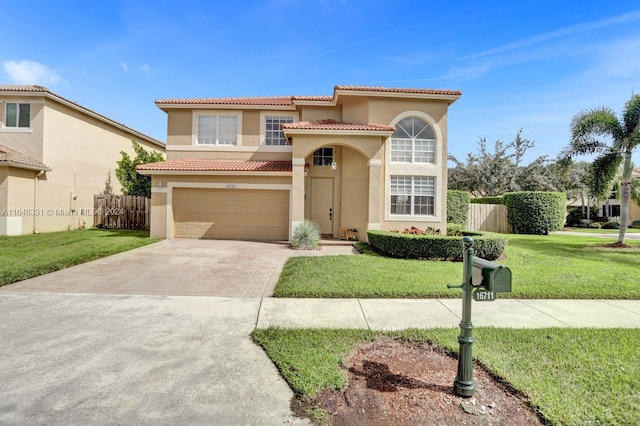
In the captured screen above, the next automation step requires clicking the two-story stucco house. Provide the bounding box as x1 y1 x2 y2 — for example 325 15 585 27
137 85 460 241
0 85 165 235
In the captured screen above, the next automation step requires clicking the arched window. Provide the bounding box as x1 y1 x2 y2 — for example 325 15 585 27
390 117 436 163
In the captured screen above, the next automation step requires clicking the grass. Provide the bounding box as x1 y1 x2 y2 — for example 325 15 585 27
560 227 640 234
274 234 640 299
0 228 157 286
252 327 640 426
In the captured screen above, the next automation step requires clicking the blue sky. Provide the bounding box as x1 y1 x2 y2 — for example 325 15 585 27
2 1 640 165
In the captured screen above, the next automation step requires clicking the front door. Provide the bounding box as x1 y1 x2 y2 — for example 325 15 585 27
310 178 334 236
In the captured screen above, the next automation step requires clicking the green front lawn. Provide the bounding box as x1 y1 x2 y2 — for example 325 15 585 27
560 227 640 234
0 229 157 286
274 234 640 299
253 327 640 425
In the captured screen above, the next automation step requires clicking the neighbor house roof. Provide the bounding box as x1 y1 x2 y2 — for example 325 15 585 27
155 85 461 109
0 85 165 148
136 159 292 174
0 143 51 171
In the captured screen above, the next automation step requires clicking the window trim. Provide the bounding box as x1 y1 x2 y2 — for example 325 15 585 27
313 146 334 166
192 110 243 146
390 117 436 164
4 102 31 129
260 111 298 147
389 175 436 217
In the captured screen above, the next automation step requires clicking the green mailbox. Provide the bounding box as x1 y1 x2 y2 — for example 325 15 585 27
471 257 512 293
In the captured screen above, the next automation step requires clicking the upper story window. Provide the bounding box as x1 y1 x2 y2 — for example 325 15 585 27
390 117 436 163
5 103 31 128
313 147 334 166
197 115 238 145
265 116 294 146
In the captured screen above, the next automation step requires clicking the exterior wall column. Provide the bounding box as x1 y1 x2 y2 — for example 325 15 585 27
367 158 382 231
290 157 306 240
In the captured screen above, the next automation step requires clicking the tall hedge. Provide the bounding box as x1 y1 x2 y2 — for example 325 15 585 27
447 190 470 227
503 192 566 235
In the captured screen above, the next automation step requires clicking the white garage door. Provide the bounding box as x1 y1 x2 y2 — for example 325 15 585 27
173 188 289 240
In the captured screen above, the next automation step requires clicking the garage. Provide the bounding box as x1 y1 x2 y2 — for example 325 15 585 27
172 188 289 240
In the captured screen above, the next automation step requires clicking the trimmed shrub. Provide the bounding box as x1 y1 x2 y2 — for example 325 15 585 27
631 220 640 229
602 218 621 229
470 196 504 205
291 220 321 250
589 222 603 229
367 230 507 261
503 192 566 235
447 190 470 227
446 224 464 236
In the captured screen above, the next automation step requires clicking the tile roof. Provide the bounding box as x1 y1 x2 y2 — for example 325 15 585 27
154 96 295 106
136 159 292 172
0 85 164 148
155 85 461 106
334 85 462 96
281 119 394 132
0 144 51 171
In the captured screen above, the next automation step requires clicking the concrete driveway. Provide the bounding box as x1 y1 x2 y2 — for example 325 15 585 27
0 239 357 297
0 240 355 424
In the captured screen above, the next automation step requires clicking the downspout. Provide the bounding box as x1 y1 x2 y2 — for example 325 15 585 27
34 170 44 233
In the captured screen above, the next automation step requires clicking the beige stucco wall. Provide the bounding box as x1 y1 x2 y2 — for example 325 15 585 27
32 99 164 233
0 96 45 161
300 106 341 122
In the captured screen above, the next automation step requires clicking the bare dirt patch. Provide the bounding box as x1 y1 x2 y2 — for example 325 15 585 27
306 337 544 425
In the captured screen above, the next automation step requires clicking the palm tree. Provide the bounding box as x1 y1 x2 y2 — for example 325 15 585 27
564 94 640 244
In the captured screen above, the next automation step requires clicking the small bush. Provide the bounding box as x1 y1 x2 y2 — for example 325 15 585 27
602 218 620 229
447 190 470 227
631 220 640 229
446 224 464 236
470 196 504 205
367 230 507 261
589 222 603 229
503 192 566 235
291 220 321 250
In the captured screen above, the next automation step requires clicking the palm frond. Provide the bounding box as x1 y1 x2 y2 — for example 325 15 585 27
587 151 622 199
569 107 624 155
623 94 640 135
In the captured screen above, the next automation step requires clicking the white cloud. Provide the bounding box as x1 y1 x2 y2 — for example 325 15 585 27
2 60 64 85
139 64 150 73
463 10 640 61
119 62 129 72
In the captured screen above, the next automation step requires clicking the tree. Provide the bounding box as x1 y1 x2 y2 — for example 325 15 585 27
448 130 558 196
115 141 164 197
562 95 640 244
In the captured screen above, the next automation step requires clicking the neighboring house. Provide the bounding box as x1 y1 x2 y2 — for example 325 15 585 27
137 85 461 241
567 167 640 223
0 85 165 235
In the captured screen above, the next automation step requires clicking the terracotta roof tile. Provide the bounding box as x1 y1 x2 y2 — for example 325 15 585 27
334 85 462 96
0 144 51 171
0 85 49 92
136 159 292 172
155 85 460 106
281 119 394 132
155 96 295 106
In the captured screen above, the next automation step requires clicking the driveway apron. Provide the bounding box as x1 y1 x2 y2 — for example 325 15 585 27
0 239 357 297
0 240 355 424
0 293 308 425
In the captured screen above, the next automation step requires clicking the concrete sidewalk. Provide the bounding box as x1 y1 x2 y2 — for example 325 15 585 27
257 298 640 329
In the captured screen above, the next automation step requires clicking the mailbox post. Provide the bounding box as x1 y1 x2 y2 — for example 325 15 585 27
447 236 512 397
447 236 476 396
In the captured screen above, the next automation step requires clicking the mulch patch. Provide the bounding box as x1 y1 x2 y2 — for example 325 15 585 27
301 336 546 425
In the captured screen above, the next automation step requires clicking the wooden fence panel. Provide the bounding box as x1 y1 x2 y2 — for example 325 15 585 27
467 204 510 234
94 195 150 230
